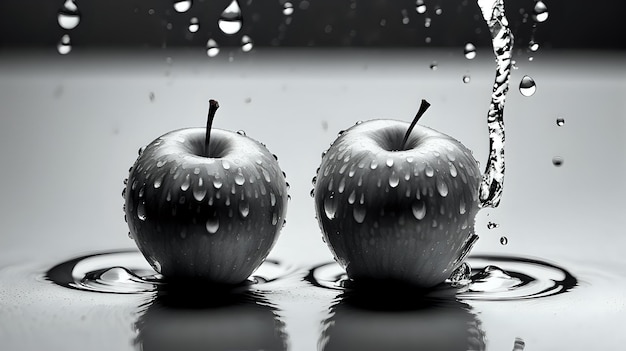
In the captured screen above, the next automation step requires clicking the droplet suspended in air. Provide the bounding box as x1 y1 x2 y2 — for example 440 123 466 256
173 0 192 13
429 61 438 70
519 75 536 96
529 41 539 52
556 118 565 126
552 156 563 167
57 34 72 55
188 17 199 33
463 75 471 84
58 0 81 30
283 2 294 15
487 221 499 229
206 39 220 57
464 42 477 59
416 0 426 14
218 0 243 35
532 1 548 23
241 35 254 52
500 236 508 245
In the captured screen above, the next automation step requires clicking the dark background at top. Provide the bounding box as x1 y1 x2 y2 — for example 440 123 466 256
1 0 624 50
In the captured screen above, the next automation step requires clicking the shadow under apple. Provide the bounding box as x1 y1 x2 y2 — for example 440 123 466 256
319 282 485 351
134 281 288 351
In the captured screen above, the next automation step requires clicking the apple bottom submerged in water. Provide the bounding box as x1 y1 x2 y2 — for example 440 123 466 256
313 118 481 289
124 128 288 285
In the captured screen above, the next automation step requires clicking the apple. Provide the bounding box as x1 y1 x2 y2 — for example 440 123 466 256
312 100 481 288
123 100 289 284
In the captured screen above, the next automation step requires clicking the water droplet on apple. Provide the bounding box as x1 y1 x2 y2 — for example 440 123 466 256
463 75 471 84
270 192 276 207
205 217 219 234
416 0 426 14
519 75 536 96
388 172 400 188
137 202 147 221
369 159 378 170
310 189 315 198
58 0 80 30
532 1 548 22
193 186 206 201
213 178 223 189
425 165 434 177
271 212 278 225
459 199 466 214
138 187 145 198
449 163 458 177
324 194 338 220
552 156 563 167
437 179 449 197
234 172 245 186
412 201 426 220
487 221 499 229
261 169 271 183
206 39 220 57
153 175 164 189
337 178 346 193
386 158 394 167
283 2 294 15
464 43 476 59
312 176 317 185
347 190 356 204
500 236 508 245
188 17 199 33
173 0 192 13
180 174 191 191
239 201 250 218
556 118 565 126
353 205 366 223
218 0 243 35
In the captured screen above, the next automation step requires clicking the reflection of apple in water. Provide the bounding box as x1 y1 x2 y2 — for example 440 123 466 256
124 100 289 284
320 285 486 351
135 284 287 351
313 100 481 288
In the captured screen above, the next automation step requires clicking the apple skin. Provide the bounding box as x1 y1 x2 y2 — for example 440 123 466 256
313 119 481 288
124 127 288 284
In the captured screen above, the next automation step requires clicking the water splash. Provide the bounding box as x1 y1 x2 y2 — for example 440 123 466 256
477 0 514 208
218 0 243 35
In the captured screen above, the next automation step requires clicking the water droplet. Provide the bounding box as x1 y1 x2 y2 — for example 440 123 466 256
487 221 499 229
310 188 315 198
347 190 356 204
206 217 219 234
338 178 346 193
532 1 548 23
401 9 410 24
235 172 245 186
188 17 199 33
57 34 72 55
369 159 378 169
193 185 206 201
429 61 438 70
416 0 426 14
437 179 449 197
529 41 539 52
512 337 526 351
270 192 276 207
206 39 220 57
324 194 338 220
463 75 471 83
283 2 294 15
459 199 466 214
213 178 223 189
424 17 431 27
412 201 426 220
271 212 278 225
519 75 536 97
464 42 476 59
261 168 271 182
239 201 250 218
556 118 565 126
388 172 400 188
153 175 164 189
180 174 191 191
241 35 254 52
173 0 192 13
311 176 317 186
222 160 231 170
386 158 394 167
218 0 243 35
425 165 434 177
353 206 366 223
137 202 147 221
500 236 508 245
552 156 563 167
58 0 80 30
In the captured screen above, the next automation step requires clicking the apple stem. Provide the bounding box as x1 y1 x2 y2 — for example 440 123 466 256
205 99 220 157
401 99 431 150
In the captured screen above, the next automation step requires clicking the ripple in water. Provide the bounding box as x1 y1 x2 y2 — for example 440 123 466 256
46 250 294 294
305 255 577 301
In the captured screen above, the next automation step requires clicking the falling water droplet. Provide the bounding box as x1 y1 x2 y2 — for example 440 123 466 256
206 217 219 234
429 61 438 70
556 118 565 126
487 221 500 229
462 75 471 83
58 0 80 30
57 34 72 55
188 17 199 33
464 43 477 59
137 202 147 221
552 156 563 167
206 39 220 57
532 1 548 23
519 75 536 97
500 236 508 245
529 41 539 52
218 0 243 35
283 2 294 15
412 201 427 220
416 0 426 14
173 0 192 13
241 35 254 52
424 17 431 27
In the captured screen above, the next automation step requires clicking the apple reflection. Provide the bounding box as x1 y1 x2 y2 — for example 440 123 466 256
134 282 288 351
319 283 485 351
